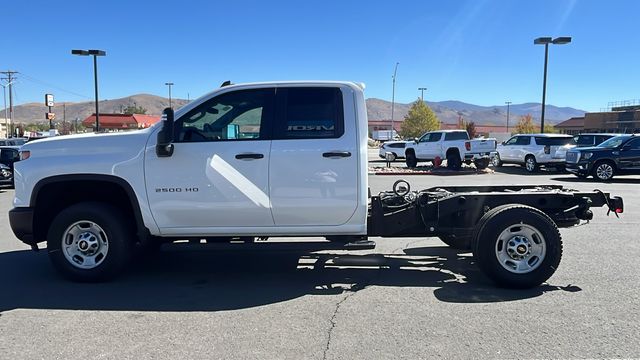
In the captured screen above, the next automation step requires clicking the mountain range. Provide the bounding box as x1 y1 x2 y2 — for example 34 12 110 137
1 94 585 126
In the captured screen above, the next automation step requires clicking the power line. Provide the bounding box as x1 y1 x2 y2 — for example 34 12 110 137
19 72 92 100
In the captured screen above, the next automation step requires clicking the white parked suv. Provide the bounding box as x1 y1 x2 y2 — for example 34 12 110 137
378 140 407 161
493 134 576 172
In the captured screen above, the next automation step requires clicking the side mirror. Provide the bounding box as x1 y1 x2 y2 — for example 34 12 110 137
156 107 175 157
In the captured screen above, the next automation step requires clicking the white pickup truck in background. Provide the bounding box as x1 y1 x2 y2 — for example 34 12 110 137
404 130 497 169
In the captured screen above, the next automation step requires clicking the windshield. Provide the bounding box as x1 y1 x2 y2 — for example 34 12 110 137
597 135 631 148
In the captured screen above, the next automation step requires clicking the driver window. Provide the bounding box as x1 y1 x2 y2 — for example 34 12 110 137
176 88 274 142
504 137 518 145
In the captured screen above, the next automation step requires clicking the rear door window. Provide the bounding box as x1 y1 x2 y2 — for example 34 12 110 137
515 136 531 145
535 137 576 146
444 132 469 141
576 135 594 147
275 87 344 139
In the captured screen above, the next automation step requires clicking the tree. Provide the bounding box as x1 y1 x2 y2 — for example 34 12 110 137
466 121 477 138
400 97 440 138
123 105 147 115
543 124 557 133
515 114 536 134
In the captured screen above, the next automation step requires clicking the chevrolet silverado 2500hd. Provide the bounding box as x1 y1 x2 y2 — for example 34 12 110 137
9 81 623 288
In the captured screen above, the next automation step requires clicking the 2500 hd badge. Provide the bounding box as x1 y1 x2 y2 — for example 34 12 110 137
155 187 199 193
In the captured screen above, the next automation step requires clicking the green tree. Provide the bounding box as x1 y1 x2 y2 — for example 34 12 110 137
400 98 440 138
543 123 557 133
466 121 477 138
515 114 536 134
123 105 148 115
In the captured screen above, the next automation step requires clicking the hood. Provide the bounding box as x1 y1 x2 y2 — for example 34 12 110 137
570 146 610 152
22 129 153 157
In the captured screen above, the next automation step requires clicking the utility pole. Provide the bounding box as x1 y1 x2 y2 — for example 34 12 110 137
391 62 399 138
1 71 17 138
165 82 174 108
63 103 67 135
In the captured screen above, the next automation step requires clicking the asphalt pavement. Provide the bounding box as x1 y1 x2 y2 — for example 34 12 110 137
0 151 638 359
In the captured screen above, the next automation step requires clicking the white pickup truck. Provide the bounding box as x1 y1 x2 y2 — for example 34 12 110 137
9 81 623 288
404 130 497 169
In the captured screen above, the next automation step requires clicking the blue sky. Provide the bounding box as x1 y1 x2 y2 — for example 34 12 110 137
2 0 638 112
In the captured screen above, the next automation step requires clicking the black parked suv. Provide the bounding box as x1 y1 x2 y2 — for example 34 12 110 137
566 134 640 181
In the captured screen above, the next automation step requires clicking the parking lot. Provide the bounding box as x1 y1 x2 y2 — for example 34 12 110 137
0 151 638 359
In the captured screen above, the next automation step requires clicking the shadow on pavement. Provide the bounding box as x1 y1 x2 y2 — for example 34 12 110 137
0 243 581 313
492 165 566 176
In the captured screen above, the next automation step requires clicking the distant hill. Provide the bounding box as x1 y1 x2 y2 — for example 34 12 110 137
366 99 585 126
2 94 190 124
3 94 585 126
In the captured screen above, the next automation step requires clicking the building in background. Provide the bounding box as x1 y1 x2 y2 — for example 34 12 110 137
82 113 161 131
554 117 584 135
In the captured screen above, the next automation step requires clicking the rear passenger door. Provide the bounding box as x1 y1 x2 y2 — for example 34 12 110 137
269 86 359 226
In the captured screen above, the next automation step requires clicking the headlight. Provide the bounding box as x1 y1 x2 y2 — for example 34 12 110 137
581 152 593 160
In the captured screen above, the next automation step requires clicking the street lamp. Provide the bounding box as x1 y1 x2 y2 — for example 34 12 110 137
534 36 571 133
165 82 174 108
391 62 399 137
72 49 106 132
505 101 512 133
418 87 427 102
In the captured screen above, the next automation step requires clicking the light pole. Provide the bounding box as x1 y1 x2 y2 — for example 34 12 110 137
72 49 106 132
505 101 512 133
534 36 571 133
418 87 427 102
165 82 174 108
391 62 399 137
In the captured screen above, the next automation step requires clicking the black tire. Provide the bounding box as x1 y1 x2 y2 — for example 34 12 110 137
47 202 134 282
405 150 418 168
491 154 503 167
472 204 562 289
474 158 490 170
524 155 538 173
446 151 462 170
592 160 615 181
438 235 471 250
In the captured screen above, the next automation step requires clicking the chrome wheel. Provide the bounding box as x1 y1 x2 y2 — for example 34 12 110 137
525 157 536 172
595 163 614 180
61 221 109 269
495 223 546 274
491 154 501 167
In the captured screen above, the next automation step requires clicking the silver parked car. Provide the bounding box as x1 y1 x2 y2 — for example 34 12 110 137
493 134 576 172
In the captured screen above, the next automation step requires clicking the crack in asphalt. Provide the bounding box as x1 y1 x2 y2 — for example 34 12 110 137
322 284 368 360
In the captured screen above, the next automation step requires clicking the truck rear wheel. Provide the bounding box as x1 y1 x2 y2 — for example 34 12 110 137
405 150 418 168
446 152 462 170
472 204 562 289
47 202 134 282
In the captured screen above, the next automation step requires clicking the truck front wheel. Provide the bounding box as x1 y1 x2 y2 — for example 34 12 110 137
472 205 562 289
47 202 134 282
405 150 418 168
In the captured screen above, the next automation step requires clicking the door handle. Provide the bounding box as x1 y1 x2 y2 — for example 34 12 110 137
235 153 264 160
323 151 351 158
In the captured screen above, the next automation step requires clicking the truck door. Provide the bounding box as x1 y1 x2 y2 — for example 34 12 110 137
618 138 640 169
269 86 359 226
144 88 276 231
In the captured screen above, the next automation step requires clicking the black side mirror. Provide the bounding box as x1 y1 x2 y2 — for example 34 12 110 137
156 107 175 157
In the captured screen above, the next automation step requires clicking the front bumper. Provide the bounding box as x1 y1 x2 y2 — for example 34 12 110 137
9 207 35 245
566 161 592 175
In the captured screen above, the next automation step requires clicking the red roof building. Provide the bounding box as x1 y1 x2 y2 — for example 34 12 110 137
82 113 161 130
554 117 584 135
